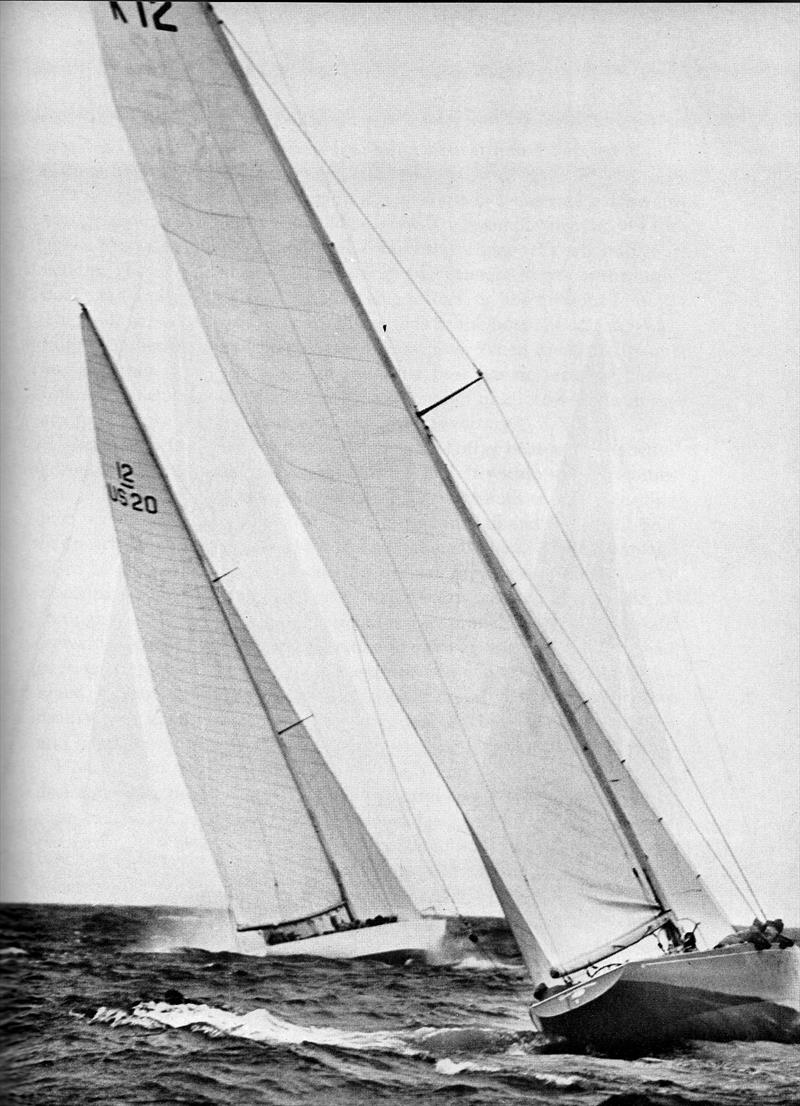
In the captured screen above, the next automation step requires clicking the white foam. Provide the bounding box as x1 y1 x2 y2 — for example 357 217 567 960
95 1002 423 1056
435 1057 581 1088
450 954 523 974
91 999 547 1070
435 1057 500 1075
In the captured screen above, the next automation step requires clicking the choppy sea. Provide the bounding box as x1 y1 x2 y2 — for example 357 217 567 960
2 904 798 1106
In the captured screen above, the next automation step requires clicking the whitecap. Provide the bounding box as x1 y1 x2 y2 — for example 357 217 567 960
435 1057 502 1074
114 1001 424 1056
450 954 524 974
93 999 542 1068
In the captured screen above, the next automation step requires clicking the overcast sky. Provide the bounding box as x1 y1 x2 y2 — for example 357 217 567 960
1 2 797 923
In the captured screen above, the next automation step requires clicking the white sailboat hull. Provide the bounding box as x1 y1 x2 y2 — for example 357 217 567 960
244 917 447 962
529 944 800 1053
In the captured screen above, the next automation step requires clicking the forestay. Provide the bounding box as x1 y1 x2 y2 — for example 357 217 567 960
93 2 730 975
81 307 412 931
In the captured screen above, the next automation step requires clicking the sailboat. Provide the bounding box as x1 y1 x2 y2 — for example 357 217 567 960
80 305 445 962
90 2 799 1049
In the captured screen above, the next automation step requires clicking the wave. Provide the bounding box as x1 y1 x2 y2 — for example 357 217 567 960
92 1002 425 1055
435 1057 500 1075
434 1057 581 1088
449 953 525 974
89 999 545 1065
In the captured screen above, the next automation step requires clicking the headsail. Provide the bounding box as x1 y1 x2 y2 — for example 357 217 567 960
93 1 731 974
215 585 418 923
80 305 416 932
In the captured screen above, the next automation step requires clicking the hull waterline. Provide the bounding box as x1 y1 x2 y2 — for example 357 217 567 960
239 917 447 962
529 944 800 1052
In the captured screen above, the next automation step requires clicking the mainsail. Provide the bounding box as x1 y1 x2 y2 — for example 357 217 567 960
81 304 416 933
93 1 731 976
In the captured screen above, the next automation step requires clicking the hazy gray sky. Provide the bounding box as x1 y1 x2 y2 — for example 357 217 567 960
1 2 797 922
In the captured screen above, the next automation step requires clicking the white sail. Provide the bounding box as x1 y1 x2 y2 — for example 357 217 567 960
215 584 419 923
81 305 414 932
93 2 731 974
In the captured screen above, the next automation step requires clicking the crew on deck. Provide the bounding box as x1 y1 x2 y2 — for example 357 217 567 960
715 918 794 951
265 913 398 945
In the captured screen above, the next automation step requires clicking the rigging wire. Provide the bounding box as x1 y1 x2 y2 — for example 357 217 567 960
221 21 481 375
432 433 765 921
646 535 738 795
222 17 764 919
476 380 766 920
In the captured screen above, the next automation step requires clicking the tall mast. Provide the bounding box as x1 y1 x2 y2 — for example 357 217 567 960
201 4 680 951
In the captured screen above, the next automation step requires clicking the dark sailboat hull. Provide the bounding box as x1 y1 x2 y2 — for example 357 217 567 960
529 945 800 1053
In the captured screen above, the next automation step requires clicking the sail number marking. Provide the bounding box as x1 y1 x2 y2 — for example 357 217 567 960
107 462 158 514
109 2 177 32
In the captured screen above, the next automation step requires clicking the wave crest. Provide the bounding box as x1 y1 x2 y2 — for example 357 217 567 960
90 999 541 1062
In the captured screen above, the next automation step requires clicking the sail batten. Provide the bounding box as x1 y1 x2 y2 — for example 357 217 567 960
93 1 731 969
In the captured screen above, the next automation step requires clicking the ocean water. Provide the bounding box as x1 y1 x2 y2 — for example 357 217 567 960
1 904 797 1106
